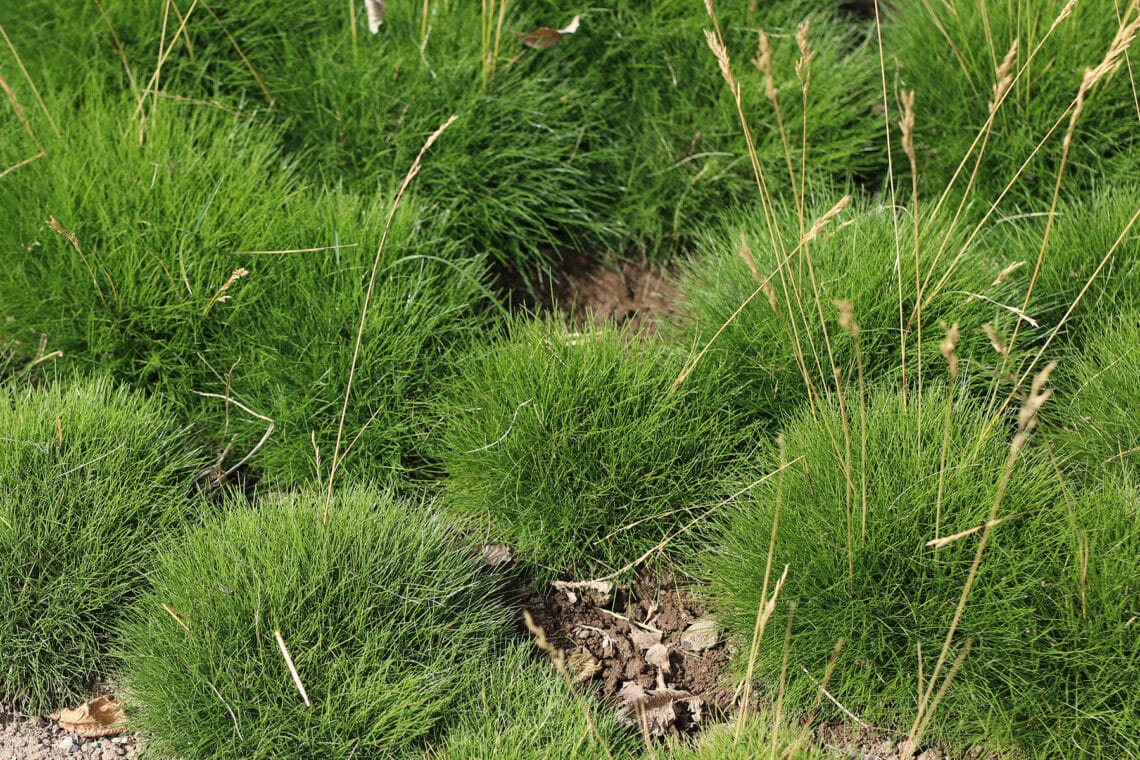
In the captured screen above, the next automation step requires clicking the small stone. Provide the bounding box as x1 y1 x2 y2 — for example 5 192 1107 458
679 617 719 652
58 736 77 752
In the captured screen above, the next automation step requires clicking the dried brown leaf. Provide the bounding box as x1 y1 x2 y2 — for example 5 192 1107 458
514 15 580 49
616 682 700 735
645 642 671 673
629 625 662 651
50 697 126 738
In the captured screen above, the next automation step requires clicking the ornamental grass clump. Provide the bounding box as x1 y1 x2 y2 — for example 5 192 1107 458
883 0 1140 208
117 487 511 759
1051 315 1140 480
0 376 205 712
0 87 494 486
669 198 1017 424
432 317 752 585
704 382 1127 752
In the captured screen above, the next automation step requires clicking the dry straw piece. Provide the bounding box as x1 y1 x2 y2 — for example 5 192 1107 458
274 630 311 708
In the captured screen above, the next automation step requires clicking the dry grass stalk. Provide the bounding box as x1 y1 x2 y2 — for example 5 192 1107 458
274 630 311 708
160 603 190 631
46 216 111 311
768 602 795 760
988 40 1019 115
904 639 973 759
784 639 845 758
134 0 198 144
671 196 848 392
737 441 788 744
0 69 41 151
737 564 790 745
523 611 616 760
0 24 58 137
190 391 274 488
988 260 1025 288
239 243 359 255
738 233 763 285
1006 5 1140 360
835 300 869 537
908 362 1056 753
752 28 799 198
916 7 1080 321
932 323 955 560
0 150 44 181
982 322 1009 356
324 114 458 522
201 267 248 315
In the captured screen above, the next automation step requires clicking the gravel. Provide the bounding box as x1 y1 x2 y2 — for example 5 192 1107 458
0 707 138 760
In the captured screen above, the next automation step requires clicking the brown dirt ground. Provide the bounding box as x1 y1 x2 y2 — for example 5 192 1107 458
522 569 735 742
499 254 682 334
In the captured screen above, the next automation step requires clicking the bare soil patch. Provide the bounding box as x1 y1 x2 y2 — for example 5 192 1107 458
500 255 681 334
523 570 735 741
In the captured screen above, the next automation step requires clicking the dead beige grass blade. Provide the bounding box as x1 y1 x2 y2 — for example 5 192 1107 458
907 362 1057 754
323 114 458 522
274 630 311 708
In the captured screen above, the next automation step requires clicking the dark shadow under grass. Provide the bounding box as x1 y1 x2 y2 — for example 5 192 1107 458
0 376 206 713
117 486 512 759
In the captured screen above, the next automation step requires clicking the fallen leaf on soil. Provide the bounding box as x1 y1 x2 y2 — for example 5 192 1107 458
680 617 719 652
365 0 385 34
616 682 702 736
552 579 612 604
481 543 512 566
514 15 581 49
645 642 671 673
629 625 662 651
50 696 126 738
567 647 603 683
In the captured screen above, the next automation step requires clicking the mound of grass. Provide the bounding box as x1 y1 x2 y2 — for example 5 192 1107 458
983 185 1140 351
1052 314 1140 480
705 384 1135 753
0 376 205 712
2 0 883 272
117 487 511 759
0 86 495 485
431 318 752 585
668 198 1018 425
884 0 1140 207
434 641 637 759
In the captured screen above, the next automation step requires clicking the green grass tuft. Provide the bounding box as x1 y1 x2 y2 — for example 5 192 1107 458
0 85 496 485
706 384 1140 754
0 376 205 712
431 317 753 585
434 641 637 759
117 486 512 758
